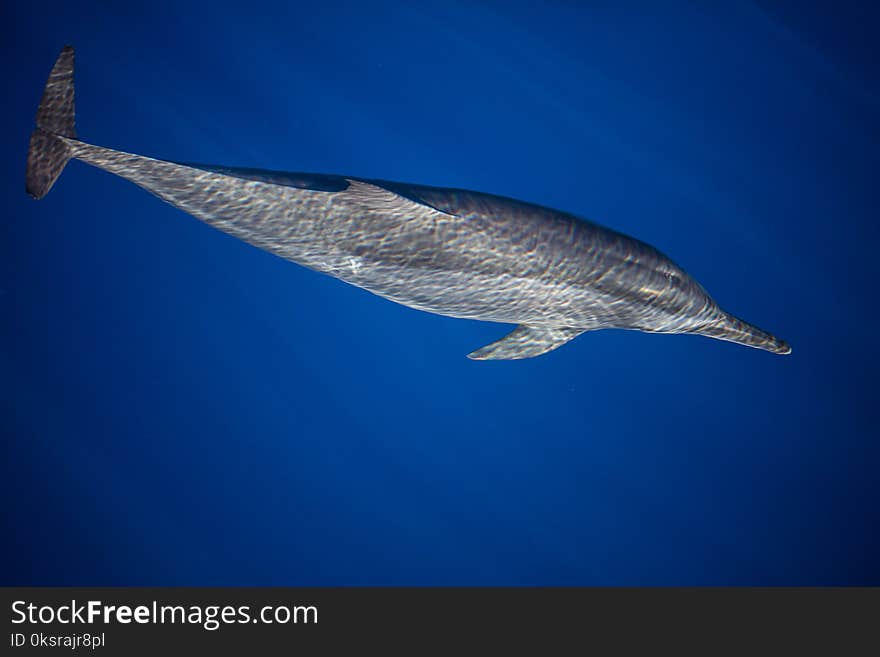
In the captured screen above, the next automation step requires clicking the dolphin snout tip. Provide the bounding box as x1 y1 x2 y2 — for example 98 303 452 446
775 341 792 355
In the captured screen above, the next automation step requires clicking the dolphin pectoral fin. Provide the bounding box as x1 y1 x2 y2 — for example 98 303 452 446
467 325 585 360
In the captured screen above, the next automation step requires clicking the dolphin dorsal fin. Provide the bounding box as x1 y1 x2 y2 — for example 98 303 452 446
343 179 457 218
467 325 584 360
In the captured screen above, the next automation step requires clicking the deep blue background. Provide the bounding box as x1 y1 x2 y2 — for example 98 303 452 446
2 1 877 585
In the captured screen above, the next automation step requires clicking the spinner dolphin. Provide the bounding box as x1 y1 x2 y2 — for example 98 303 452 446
27 47 790 359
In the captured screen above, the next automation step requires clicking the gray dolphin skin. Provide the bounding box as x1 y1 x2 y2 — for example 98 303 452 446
27 46 790 359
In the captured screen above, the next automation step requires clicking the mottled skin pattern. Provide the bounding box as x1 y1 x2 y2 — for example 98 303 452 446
27 47 791 359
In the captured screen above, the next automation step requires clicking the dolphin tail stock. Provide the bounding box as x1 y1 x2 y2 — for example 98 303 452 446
26 45 77 200
697 311 791 355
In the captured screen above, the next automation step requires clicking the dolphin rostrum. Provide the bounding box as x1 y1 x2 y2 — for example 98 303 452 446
26 46 790 359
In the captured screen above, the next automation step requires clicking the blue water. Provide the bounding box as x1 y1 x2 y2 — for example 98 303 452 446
2 1 877 585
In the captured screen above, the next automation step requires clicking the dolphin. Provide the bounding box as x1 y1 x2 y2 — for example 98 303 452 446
26 46 790 359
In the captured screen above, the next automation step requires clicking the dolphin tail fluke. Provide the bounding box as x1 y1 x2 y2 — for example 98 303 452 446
698 312 791 355
26 45 77 200
468 325 584 360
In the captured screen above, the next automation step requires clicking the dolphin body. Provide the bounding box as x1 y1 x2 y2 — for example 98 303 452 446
26 46 790 359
